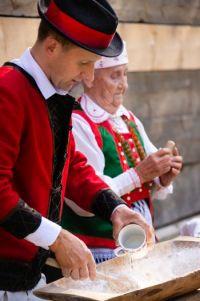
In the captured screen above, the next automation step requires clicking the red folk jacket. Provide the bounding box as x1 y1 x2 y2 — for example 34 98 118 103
0 65 108 263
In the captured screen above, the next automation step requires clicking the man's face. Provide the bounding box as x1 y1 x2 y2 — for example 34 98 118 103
86 64 128 114
48 43 100 91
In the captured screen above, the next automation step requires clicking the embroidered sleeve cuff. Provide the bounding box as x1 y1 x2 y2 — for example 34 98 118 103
25 217 62 250
92 189 127 221
0 199 42 238
129 168 142 188
109 168 142 197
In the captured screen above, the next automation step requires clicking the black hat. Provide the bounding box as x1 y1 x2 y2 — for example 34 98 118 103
38 0 123 57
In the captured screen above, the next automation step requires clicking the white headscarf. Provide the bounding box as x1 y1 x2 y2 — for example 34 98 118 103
95 41 128 69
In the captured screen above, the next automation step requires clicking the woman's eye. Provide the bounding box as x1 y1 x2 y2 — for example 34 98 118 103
111 73 118 79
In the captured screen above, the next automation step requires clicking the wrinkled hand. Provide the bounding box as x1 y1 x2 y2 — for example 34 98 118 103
135 148 172 184
110 206 155 248
50 229 96 280
159 147 183 187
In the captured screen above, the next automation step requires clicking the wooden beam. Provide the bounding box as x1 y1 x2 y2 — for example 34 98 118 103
0 18 38 65
1 0 200 26
118 23 200 71
0 0 37 17
109 0 200 25
1 17 200 72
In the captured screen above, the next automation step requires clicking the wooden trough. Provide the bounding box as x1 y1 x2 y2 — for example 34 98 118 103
34 237 200 301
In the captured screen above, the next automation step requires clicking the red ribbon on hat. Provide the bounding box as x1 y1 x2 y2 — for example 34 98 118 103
46 1 114 48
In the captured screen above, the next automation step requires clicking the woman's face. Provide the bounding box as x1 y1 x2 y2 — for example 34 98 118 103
86 64 128 114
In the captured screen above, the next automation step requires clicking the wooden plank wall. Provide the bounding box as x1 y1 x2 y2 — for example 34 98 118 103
0 0 200 227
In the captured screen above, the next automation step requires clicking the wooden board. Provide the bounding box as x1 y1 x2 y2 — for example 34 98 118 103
171 290 200 300
34 238 200 301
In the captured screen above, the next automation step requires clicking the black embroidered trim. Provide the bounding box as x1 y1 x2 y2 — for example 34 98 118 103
46 93 75 223
0 199 42 238
92 189 127 220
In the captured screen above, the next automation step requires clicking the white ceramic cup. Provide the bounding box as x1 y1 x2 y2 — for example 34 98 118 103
114 224 147 257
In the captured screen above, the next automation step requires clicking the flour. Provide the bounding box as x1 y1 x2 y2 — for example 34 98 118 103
56 242 200 296
98 243 200 292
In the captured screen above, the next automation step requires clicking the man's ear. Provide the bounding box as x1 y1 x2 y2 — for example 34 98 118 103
44 36 60 57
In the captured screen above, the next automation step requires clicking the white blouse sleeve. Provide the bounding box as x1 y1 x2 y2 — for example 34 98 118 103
72 113 141 197
134 115 173 199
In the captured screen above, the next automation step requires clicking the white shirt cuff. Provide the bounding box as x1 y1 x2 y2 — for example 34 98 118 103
128 168 142 188
25 217 62 250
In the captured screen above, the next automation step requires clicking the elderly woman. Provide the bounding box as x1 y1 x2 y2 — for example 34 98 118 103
62 43 183 263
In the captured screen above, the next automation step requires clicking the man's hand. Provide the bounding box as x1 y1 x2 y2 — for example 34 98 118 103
135 148 172 184
159 147 183 187
110 206 155 248
50 229 96 280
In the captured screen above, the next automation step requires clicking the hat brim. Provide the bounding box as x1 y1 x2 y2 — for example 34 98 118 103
74 32 123 58
38 7 123 58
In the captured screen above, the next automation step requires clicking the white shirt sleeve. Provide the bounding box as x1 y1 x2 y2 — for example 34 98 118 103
72 113 141 197
134 116 173 199
25 217 61 250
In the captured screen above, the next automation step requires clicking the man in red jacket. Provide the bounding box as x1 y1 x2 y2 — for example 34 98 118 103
0 1 154 300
